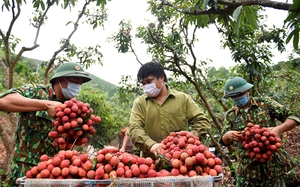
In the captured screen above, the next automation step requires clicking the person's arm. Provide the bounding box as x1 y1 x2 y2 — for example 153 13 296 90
265 97 300 137
0 93 61 118
272 118 298 137
120 135 130 152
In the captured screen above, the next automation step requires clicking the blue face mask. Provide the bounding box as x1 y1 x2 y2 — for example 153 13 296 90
59 79 81 99
232 94 249 107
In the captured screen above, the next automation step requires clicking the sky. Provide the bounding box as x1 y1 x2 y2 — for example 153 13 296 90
0 0 294 85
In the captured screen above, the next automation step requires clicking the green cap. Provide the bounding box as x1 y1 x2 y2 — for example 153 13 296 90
223 77 253 98
50 62 91 84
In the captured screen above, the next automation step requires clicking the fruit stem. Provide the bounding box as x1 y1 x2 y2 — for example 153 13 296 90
70 138 78 150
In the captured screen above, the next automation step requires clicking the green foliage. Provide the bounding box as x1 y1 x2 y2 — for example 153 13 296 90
284 1 300 50
108 20 132 53
117 75 143 102
15 61 32 76
206 66 235 108
232 6 259 35
58 42 104 70
207 66 233 81
146 0 299 51
266 60 300 114
0 34 21 53
0 55 45 88
96 0 108 9
112 75 142 132
0 169 8 186
220 10 287 92
76 87 121 150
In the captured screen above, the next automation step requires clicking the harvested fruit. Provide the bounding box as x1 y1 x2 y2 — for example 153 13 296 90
48 98 101 150
158 131 223 176
241 122 282 162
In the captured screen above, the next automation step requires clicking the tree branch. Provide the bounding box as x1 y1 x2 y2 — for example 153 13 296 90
45 0 92 84
161 0 296 15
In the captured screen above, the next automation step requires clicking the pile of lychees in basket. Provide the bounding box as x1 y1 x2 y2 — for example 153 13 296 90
241 122 282 162
48 98 101 150
26 131 223 179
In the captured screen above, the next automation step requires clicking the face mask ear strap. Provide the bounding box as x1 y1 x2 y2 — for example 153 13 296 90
58 81 63 88
58 78 65 89
63 77 69 83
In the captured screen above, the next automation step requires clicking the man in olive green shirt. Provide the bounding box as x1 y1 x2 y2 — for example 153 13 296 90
128 61 211 158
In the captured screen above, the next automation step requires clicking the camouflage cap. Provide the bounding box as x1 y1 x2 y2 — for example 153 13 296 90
50 62 91 84
223 76 253 98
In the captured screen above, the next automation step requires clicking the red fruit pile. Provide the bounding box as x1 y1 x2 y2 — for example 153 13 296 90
26 147 159 179
26 150 94 179
241 123 282 162
48 98 101 150
94 147 159 179
26 136 223 180
160 131 223 177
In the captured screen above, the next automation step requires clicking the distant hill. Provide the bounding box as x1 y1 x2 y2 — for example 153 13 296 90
86 74 118 98
0 53 118 98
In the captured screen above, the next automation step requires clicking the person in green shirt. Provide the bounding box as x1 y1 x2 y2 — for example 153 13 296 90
128 61 211 159
0 62 91 186
220 76 300 187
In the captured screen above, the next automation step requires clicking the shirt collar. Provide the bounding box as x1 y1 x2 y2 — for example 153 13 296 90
164 84 176 98
234 97 258 115
49 86 58 101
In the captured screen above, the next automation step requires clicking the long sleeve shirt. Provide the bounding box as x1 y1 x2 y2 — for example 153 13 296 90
0 84 60 178
129 88 211 158
220 96 300 181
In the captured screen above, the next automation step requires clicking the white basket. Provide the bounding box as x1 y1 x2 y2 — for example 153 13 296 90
17 174 223 187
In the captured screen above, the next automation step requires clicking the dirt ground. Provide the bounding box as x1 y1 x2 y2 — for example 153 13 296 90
0 116 299 186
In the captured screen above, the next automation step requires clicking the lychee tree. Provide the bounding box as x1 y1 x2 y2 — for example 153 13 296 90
109 0 300 181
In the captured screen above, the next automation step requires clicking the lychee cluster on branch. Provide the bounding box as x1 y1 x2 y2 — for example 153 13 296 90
241 122 282 162
48 98 101 150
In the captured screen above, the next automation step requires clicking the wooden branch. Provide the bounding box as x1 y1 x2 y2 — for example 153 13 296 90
161 0 297 15
218 0 291 11
6 0 21 38
0 58 9 88
46 0 92 77
129 42 143 66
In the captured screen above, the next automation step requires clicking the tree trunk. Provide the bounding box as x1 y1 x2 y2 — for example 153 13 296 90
0 113 17 177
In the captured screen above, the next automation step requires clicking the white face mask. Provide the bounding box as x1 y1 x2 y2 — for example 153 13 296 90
59 78 81 99
143 82 161 97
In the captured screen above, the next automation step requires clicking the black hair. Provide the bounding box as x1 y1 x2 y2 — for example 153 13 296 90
137 61 168 83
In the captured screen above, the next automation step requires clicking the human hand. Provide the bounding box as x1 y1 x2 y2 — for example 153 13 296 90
150 143 163 156
46 101 62 118
119 147 126 153
268 126 280 137
225 130 243 142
